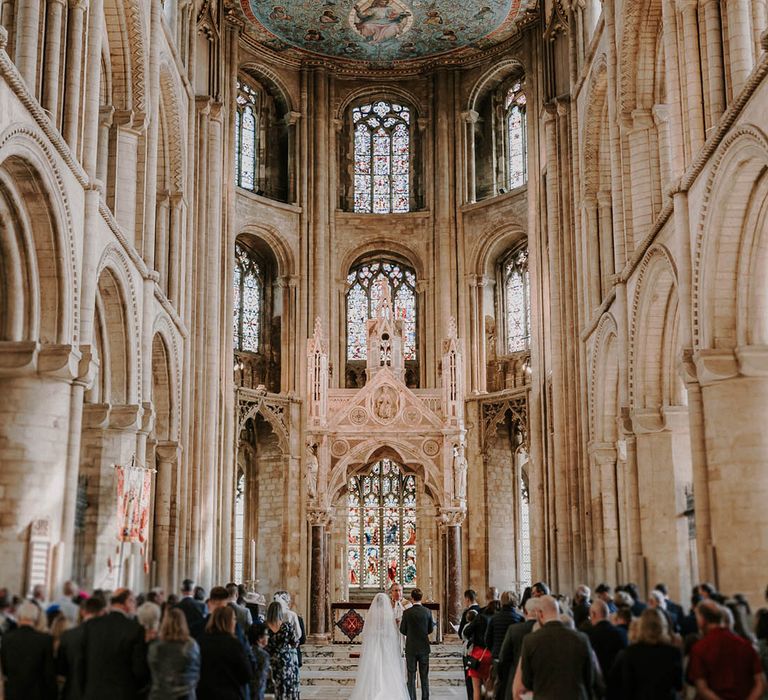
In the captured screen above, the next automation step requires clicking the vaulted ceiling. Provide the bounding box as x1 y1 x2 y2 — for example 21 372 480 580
239 0 537 65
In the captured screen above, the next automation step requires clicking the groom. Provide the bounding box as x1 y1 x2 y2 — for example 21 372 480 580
399 588 435 700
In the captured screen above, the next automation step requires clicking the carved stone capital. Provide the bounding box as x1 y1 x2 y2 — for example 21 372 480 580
109 404 144 431
38 344 81 382
461 109 480 125
0 341 38 376
438 507 466 529
736 345 768 377
307 508 333 527
587 440 617 465
155 440 180 463
693 349 739 386
82 403 111 430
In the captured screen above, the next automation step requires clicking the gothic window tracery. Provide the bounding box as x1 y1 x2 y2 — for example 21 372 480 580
233 242 263 353
502 247 530 353
346 259 417 361
347 460 417 590
352 101 411 214
235 80 261 192
505 83 527 191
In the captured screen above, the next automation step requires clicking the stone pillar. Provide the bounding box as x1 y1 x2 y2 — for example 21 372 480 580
81 0 104 178
106 113 141 240
725 0 755 95
440 509 465 633
41 0 66 121
155 192 171 293
652 104 671 188
285 111 301 205
596 192 613 301
582 197 601 309
462 110 479 204
153 441 179 591
625 110 658 234
702 0 726 127
96 106 114 187
632 408 693 600
13 0 41 90
308 509 330 639
695 348 768 605
678 0 706 154
311 68 330 332
168 194 184 304
63 0 87 151
661 0 686 176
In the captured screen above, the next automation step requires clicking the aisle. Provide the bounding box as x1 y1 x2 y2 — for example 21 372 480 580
297 641 466 699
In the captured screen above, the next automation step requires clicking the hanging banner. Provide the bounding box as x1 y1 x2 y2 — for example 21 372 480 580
115 462 152 543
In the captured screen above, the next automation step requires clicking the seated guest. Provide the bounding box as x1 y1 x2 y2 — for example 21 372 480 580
147 608 200 700
585 599 627 678
197 606 253 700
56 597 106 700
611 608 682 700
687 600 765 700
79 588 149 700
0 601 57 700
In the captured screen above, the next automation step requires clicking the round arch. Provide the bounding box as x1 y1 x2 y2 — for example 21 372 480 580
466 57 527 113
336 86 425 122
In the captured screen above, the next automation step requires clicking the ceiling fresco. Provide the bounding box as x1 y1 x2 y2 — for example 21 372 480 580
239 0 527 63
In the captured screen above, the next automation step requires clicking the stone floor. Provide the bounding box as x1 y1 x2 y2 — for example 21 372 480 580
298 688 467 699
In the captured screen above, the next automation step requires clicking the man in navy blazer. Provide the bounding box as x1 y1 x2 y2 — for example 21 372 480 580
400 588 435 700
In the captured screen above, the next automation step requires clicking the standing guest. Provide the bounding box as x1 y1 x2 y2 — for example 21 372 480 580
193 587 206 603
247 623 271 700
654 584 684 625
226 583 253 632
585 599 627 678
266 601 300 700
176 579 206 639
147 608 200 700
30 584 49 611
648 590 679 634
687 600 765 700
612 606 632 646
0 601 57 700
726 598 758 644
624 584 647 617
197 606 253 700
755 609 768 680
79 587 149 700
464 599 494 700
138 601 162 642
485 591 524 659
55 582 81 623
273 592 302 648
512 595 593 699
531 582 550 598
146 589 166 609
572 585 592 630
519 586 533 611
400 588 435 700
49 612 72 655
596 584 617 614
458 589 481 700
610 608 682 700
57 597 106 700
497 597 539 700
0 592 18 639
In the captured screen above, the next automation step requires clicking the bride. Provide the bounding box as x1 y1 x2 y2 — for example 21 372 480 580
349 592 410 700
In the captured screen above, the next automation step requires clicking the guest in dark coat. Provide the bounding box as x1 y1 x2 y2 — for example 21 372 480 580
611 608 683 700
56 597 106 700
0 601 57 700
197 606 253 700
572 585 592 630
484 591 523 658
585 600 627 678
497 598 538 700
247 623 271 700
458 589 481 700
175 579 206 640
78 588 149 700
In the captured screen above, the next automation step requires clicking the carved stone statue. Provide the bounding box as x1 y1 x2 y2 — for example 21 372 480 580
305 440 319 501
452 443 468 501
374 386 398 421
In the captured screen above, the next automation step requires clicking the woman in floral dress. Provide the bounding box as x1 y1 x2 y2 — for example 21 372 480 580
266 601 300 699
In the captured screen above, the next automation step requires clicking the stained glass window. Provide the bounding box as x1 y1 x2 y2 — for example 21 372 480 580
233 242 263 352
503 247 530 353
235 80 260 192
505 83 527 191
353 101 410 214
233 471 245 583
346 260 417 360
347 460 417 589
519 473 531 587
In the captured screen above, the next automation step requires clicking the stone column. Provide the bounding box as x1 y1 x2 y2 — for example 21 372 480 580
661 0 686 176
168 194 184 304
725 0 755 95
440 508 465 632
678 0 706 154
596 191 613 301
153 441 179 591
652 104 671 187
106 113 142 240
462 110 479 204
702 0 726 127
582 197 601 309
695 347 768 604
284 111 301 205
96 106 114 187
63 0 87 151
307 509 331 639
311 68 330 332
41 0 66 121
155 193 171 293
13 0 41 90
625 110 658 233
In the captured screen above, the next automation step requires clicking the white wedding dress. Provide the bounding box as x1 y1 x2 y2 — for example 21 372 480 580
349 592 411 700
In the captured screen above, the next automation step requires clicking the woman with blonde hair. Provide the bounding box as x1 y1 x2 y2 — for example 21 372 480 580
610 607 683 699
266 601 300 700
197 606 253 700
147 607 200 699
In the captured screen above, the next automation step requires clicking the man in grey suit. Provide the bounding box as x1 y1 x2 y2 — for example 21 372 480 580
400 588 435 700
512 595 594 699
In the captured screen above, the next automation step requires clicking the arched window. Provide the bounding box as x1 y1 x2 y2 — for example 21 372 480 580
235 80 260 192
503 247 530 353
347 460 417 589
519 473 531 587
233 471 245 582
353 101 411 214
346 259 417 360
505 83 527 191
233 242 263 353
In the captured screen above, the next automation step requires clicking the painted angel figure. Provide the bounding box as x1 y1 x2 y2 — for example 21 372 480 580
354 0 411 45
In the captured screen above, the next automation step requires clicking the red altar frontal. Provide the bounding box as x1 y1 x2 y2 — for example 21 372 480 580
331 602 442 644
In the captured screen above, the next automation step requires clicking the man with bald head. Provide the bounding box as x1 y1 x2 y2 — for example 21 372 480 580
512 595 593 699
585 599 626 679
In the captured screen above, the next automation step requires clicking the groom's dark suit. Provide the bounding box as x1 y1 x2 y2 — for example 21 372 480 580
400 603 435 700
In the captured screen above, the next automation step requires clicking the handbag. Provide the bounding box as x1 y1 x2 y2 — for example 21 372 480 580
465 648 490 671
